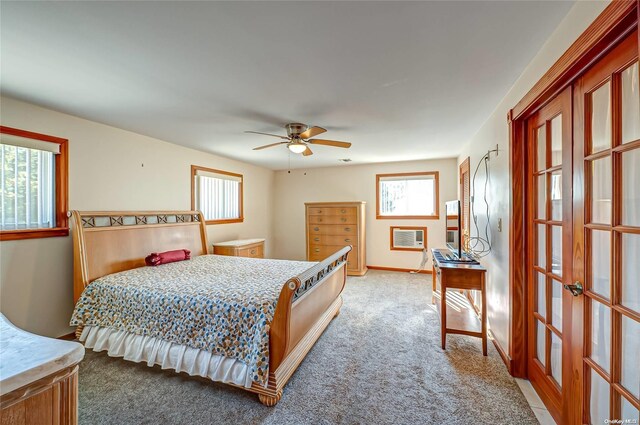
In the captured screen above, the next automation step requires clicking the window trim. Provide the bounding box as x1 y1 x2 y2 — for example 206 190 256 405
0 126 69 241
190 165 244 225
375 171 440 220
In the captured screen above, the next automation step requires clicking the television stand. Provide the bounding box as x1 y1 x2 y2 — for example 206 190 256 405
431 248 487 355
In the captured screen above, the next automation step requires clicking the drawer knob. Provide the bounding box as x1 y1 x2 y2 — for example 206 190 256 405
318 210 322 213
345 227 351 231
341 209 346 213
314 227 319 231
341 217 346 222
315 248 320 253
318 218 323 222
314 238 319 242
345 238 351 242
250 249 256 255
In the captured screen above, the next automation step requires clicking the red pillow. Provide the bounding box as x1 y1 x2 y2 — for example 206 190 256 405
145 249 191 266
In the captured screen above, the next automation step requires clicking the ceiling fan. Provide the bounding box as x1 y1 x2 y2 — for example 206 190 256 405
246 123 351 156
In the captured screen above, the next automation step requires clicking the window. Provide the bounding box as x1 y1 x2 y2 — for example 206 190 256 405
376 171 439 219
191 165 243 224
0 126 68 241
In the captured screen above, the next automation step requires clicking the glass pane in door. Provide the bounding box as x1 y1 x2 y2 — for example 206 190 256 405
591 82 612 153
622 147 640 226
536 320 546 366
622 233 640 312
550 332 562 387
537 174 546 219
551 115 562 166
590 369 611 424
551 171 562 221
622 62 640 144
537 224 546 269
621 397 640 422
537 125 546 171
551 280 562 329
591 157 612 224
591 300 611 374
551 225 562 276
537 272 546 317
591 230 611 299
621 315 640 399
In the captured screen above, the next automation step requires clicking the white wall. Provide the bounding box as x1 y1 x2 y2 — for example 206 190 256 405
272 158 458 270
0 96 275 338
457 1 609 353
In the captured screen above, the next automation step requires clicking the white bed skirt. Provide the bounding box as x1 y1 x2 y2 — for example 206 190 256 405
80 326 254 388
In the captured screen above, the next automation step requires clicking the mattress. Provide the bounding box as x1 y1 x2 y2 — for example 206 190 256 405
70 254 316 386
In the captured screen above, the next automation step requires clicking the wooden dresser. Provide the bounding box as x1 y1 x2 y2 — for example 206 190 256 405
212 239 265 258
305 202 366 276
0 314 84 425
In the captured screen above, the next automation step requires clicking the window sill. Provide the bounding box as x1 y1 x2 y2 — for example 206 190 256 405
205 218 244 225
0 227 69 241
376 215 440 220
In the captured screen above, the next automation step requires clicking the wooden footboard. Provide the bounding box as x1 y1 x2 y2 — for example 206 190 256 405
250 246 351 406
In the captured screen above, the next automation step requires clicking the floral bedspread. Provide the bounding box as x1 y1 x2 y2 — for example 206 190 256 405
70 254 315 386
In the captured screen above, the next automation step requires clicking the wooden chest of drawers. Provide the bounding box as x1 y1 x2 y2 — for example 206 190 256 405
305 202 366 276
212 239 265 258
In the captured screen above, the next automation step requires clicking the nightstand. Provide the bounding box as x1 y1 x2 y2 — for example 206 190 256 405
212 239 265 258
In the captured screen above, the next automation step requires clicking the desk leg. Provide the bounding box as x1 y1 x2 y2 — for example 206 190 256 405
481 273 487 356
441 286 447 350
432 266 436 304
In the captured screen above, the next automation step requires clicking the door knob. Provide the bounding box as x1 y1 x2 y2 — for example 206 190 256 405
564 282 583 296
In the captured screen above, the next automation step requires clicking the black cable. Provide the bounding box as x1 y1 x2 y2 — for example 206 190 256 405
468 149 497 258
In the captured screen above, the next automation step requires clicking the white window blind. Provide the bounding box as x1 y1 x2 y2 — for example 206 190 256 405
194 169 242 221
378 173 436 217
1 143 56 230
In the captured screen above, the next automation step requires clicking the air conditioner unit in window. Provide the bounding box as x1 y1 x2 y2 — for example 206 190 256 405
392 228 425 249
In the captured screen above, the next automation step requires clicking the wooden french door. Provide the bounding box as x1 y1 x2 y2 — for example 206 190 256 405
573 30 640 425
526 30 640 424
526 86 574 423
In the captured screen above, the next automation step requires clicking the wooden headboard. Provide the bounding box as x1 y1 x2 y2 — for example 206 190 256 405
70 210 209 302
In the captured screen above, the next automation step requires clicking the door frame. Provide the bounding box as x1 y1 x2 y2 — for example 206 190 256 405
507 0 639 419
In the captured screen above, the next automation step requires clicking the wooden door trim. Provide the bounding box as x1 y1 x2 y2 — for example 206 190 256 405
512 0 638 120
508 1 639 382
507 0 640 423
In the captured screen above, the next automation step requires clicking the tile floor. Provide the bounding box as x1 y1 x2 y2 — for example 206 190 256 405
515 378 556 425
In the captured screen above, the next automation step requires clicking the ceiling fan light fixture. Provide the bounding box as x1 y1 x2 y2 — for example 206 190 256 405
288 142 307 154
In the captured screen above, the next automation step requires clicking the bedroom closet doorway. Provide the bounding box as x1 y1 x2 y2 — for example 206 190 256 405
523 28 640 424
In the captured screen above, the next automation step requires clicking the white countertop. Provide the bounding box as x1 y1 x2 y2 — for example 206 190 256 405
212 238 265 247
0 314 85 396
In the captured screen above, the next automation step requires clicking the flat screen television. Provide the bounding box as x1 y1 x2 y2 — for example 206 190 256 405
445 200 462 259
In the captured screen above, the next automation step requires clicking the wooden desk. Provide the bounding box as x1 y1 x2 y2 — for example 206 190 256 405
431 248 488 356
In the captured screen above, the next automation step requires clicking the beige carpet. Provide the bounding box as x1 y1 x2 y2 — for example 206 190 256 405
77 270 537 424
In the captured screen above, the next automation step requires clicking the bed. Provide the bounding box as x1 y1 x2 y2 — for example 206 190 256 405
69 210 350 406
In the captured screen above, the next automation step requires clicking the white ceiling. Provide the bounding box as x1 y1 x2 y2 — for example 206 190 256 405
0 1 574 170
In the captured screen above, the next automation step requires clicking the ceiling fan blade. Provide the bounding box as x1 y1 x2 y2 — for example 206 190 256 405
245 131 289 140
252 142 288 150
302 146 313 156
299 126 326 139
308 139 351 148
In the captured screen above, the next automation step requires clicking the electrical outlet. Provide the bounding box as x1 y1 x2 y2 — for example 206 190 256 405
497 218 502 232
